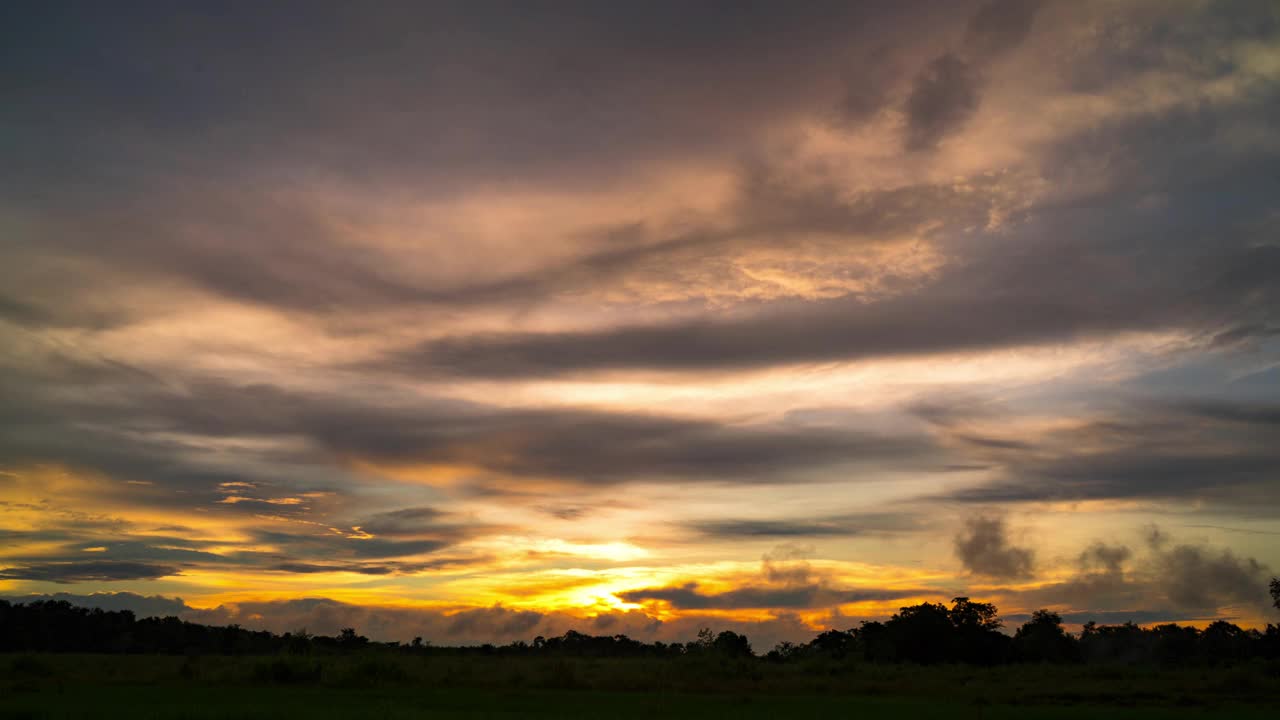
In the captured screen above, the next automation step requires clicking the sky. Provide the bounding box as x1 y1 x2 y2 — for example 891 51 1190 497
2 0 1279 647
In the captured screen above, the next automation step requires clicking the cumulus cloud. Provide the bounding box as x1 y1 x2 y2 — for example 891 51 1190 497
1013 527 1272 618
954 515 1034 579
1154 543 1270 612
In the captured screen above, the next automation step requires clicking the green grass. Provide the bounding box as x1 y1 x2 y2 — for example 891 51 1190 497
2 654 1277 719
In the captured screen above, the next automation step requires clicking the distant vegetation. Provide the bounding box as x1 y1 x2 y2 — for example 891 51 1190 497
4 592 1279 666
4 588 1280 718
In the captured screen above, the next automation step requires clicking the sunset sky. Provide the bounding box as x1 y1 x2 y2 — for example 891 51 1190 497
2 0 1279 647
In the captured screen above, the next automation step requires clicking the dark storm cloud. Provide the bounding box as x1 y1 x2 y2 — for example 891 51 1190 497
0 561 179 583
953 515 1034 579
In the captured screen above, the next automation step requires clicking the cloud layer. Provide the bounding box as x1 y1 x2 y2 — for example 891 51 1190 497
2 0 1279 638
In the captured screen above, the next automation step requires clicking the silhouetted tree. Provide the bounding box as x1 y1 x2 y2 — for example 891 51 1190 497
3 596 1276 666
1013 610 1079 663
1271 577 1279 610
856 620 894 662
694 627 715 651
1199 620 1253 664
1148 623 1199 666
711 630 753 658
948 597 1009 664
338 627 368 650
809 629 855 659
1080 621 1147 664
949 597 1001 632
766 640 801 661
883 602 953 663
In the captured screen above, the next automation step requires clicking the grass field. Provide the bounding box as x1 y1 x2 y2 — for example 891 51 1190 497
3 654 1278 719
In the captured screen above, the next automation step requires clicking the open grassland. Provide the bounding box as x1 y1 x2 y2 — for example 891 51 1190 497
3 654 1278 719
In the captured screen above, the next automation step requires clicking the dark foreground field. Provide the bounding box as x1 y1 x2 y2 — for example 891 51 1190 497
3 654 1278 719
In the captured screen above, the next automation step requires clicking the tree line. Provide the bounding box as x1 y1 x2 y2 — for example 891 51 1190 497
3 584 1279 666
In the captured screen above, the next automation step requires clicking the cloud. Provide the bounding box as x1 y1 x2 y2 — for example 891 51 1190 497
0 1 942 326
0 367 945 490
687 512 926 539
0 560 179 583
355 507 451 537
267 557 485 576
954 515 1034 579
180 597 819 649
1155 543 1270 612
2 0 1278 635
903 53 980 151
384 236 1278 380
0 591 189 618
961 0 1042 61
616 582 921 611
619 543 929 611
1079 542 1132 576
902 0 1043 151
1012 527 1272 617
938 398 1280 506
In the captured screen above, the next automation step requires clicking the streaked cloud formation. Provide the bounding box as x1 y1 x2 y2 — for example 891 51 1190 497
2 0 1278 641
